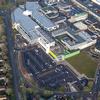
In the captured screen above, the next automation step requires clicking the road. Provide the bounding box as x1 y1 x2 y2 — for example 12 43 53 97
0 10 20 100
92 63 100 100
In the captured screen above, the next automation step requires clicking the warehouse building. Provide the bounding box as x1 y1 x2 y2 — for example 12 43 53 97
12 8 40 44
56 26 97 50
11 4 55 53
11 1 97 52
25 2 59 32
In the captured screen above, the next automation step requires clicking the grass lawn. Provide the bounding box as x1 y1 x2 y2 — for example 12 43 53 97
67 52 98 78
0 16 3 24
84 81 93 91
0 3 14 9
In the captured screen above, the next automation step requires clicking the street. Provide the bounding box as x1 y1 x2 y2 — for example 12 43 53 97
0 10 20 100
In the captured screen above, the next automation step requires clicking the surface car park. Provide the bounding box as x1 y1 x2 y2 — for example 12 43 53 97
22 46 83 89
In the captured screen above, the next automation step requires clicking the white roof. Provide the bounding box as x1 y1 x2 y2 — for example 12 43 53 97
92 0 100 5
74 21 88 30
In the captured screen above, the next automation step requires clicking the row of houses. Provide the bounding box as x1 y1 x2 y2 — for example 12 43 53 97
0 53 7 100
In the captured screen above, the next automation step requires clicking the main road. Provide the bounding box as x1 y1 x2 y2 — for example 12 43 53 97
0 0 20 99
0 10 20 100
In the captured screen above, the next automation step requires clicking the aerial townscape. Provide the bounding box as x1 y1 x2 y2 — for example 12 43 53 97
0 0 100 100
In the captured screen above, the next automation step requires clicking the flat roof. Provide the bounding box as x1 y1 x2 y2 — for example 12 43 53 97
41 6 58 14
66 6 84 17
67 27 85 44
96 39 100 50
58 27 95 47
74 21 88 30
57 2 71 8
92 0 100 5
37 28 54 43
26 2 58 30
52 27 67 37
12 8 39 40
78 31 93 41
85 30 96 36
52 16 66 23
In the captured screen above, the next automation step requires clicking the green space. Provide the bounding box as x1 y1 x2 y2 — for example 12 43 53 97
0 17 6 41
0 32 6 41
49 49 80 60
0 0 15 9
0 16 3 24
84 81 93 92
67 52 98 78
0 3 13 9
62 50 80 60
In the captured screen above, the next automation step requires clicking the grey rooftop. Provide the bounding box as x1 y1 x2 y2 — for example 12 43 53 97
11 7 39 41
26 2 58 31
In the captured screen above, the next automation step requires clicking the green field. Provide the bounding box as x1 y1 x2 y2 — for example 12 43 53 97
84 81 93 91
67 52 98 78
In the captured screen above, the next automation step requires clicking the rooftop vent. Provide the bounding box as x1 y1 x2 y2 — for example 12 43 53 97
23 10 32 16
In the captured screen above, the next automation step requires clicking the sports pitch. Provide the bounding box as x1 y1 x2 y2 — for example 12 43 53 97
67 52 98 78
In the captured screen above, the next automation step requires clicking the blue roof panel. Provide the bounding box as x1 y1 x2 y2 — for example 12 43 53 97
26 2 57 30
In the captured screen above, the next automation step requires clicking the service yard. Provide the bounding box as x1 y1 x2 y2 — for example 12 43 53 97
67 52 98 78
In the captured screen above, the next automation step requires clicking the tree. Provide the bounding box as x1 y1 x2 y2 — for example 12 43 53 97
4 63 11 72
0 17 3 24
1 35 6 41
6 88 13 96
26 88 33 94
1 44 7 53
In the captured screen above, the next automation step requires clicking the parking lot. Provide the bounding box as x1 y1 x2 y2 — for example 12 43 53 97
22 46 56 75
22 46 83 89
38 64 79 88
